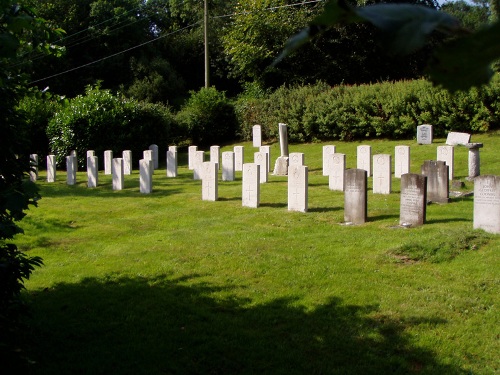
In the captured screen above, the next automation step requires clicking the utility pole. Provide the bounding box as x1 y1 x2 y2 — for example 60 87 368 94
204 0 209 88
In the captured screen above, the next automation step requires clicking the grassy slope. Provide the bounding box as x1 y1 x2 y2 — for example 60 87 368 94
16 132 500 375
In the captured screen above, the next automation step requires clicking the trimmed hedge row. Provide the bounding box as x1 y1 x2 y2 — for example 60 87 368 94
235 76 500 142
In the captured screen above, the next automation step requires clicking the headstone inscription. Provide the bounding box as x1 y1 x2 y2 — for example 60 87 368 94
30 154 38 182
288 165 308 212
123 150 132 175
210 145 220 170
104 150 113 175
201 162 218 201
323 145 336 176
394 146 410 179
473 175 500 234
372 154 391 194
254 151 268 183
344 169 367 224
234 146 244 172
417 124 433 145
242 163 260 208
289 152 305 166
400 173 427 227
47 155 56 182
166 146 178 177
421 160 449 203
357 145 371 177
222 151 235 181
149 144 159 169
87 155 98 188
252 125 262 148
328 153 345 191
66 155 76 185
188 146 198 170
446 132 471 146
437 145 454 180
112 158 124 190
193 151 205 180
139 159 153 194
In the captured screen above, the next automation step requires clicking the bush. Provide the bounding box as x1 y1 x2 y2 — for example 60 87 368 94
176 87 238 146
47 85 180 168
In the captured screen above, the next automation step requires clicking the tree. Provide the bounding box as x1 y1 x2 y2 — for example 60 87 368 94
440 0 490 31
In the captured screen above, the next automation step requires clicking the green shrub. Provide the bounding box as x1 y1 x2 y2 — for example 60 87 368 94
47 85 179 168
176 87 238 146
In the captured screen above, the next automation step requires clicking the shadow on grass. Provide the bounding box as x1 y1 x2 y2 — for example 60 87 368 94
18 274 464 375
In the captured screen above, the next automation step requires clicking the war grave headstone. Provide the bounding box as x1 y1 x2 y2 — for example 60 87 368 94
210 145 220 170
323 145 336 176
417 124 433 144
466 143 483 180
357 145 371 177
104 150 113 175
123 150 132 175
87 150 95 158
437 145 454 180
289 152 305 166
254 151 268 183
288 164 308 212
328 153 345 191
222 151 235 181
66 155 76 185
112 158 124 191
372 154 391 194
260 145 271 171
193 150 205 180
421 160 449 203
143 150 153 174
166 146 178 177
70 150 78 172
394 146 410 179
400 173 427 227
273 123 289 176
446 132 471 146
139 159 153 194
234 146 244 172
188 146 198 170
47 155 56 182
149 144 159 169
473 175 500 234
201 162 218 201
242 163 260 208
344 169 368 224
30 154 38 182
87 155 98 188
253 125 262 148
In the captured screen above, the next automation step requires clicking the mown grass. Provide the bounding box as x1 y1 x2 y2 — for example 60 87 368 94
12 132 500 374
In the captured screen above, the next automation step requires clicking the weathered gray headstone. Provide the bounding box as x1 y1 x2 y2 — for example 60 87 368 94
394 145 410 179
123 150 132 175
188 146 198 170
417 124 433 144
222 151 235 181
139 159 153 194
288 165 308 212
149 144 159 169
112 158 124 190
473 175 500 234
47 155 56 182
357 145 371 177
252 125 262 148
421 160 449 203
466 143 483 180
87 155 98 188
372 154 391 194
254 151 268 183
210 145 220 170
242 163 260 208
437 145 454 180
289 152 305 166
273 156 289 176
446 131 471 146
234 146 244 172
166 146 178 177
328 153 345 191
322 145 336 176
30 154 38 182
193 150 205 180
66 155 76 185
201 162 218 201
278 123 289 157
400 173 427 227
259 145 271 171
104 150 113 175
344 169 367 224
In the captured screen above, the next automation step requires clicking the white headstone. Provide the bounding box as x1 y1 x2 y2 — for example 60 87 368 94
289 152 305 166
259 145 271 171
234 146 244 172
254 151 268 183
357 145 371 177
417 124 433 145
474 175 500 234
70 150 78 172
149 144 159 169
193 150 205 180
87 150 95 158
166 146 178 177
139 159 153 194
122 150 132 175
328 153 346 191
446 132 470 146
394 145 410 179
372 154 391 194
188 146 198 170
242 163 260 208
222 151 235 181
253 125 262 148
47 155 56 182
104 150 113 175
210 145 220 170
30 154 38 182
288 165 308 212
201 162 218 201
66 156 76 185
323 145 336 176
112 158 124 190
437 145 454 180
344 169 367 224
87 155 98 188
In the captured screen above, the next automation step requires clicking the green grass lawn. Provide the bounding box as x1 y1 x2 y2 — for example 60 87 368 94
13 133 500 374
